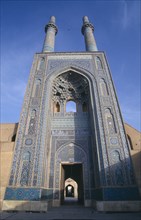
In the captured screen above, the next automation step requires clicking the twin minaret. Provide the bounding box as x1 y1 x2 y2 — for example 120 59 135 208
42 16 98 52
42 16 58 52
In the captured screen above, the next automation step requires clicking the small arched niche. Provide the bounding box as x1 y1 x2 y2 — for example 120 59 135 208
54 102 60 112
96 56 103 70
100 79 109 96
105 108 116 134
31 109 36 118
38 57 45 70
32 79 41 97
66 100 77 112
82 102 88 112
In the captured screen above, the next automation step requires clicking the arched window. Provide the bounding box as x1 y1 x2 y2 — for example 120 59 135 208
105 108 116 134
82 102 88 112
100 79 109 96
31 109 36 118
127 135 133 150
32 79 41 97
54 102 60 112
66 101 76 112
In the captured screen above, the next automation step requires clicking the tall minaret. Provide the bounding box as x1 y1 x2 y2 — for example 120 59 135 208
42 16 58 52
81 16 98 51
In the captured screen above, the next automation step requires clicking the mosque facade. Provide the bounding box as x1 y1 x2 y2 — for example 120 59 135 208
1 16 141 212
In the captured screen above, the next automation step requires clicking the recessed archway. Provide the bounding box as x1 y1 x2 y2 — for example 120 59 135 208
61 163 84 205
66 184 74 197
52 71 89 111
46 67 100 207
65 178 78 201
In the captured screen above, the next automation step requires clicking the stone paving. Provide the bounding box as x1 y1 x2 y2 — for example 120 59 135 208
1 205 141 220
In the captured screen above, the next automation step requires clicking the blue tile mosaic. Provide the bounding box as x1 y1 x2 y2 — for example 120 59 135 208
103 187 141 201
41 189 53 200
92 187 140 201
4 187 41 201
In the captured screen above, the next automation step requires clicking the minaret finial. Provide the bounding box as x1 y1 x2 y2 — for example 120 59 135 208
42 16 58 52
83 16 89 23
81 16 98 51
50 16 55 23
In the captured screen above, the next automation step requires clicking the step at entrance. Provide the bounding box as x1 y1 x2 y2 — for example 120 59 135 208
47 205 96 219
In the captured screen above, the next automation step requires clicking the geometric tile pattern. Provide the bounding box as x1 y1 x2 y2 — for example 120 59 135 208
5 52 139 202
4 187 41 200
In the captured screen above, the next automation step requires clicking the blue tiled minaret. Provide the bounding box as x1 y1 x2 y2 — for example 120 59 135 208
81 16 98 51
42 16 58 52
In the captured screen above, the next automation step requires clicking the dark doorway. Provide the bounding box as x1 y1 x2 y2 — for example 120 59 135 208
61 163 84 205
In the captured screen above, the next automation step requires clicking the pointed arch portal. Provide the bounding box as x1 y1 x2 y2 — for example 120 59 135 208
54 142 88 206
61 163 84 204
65 178 78 199
4 52 140 212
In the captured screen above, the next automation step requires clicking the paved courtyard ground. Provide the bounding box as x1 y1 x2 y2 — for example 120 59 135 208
1 205 141 220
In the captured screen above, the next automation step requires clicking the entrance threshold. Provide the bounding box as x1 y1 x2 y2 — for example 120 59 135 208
64 197 78 204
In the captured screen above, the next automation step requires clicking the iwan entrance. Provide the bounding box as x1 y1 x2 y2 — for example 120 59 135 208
3 16 141 212
61 164 84 205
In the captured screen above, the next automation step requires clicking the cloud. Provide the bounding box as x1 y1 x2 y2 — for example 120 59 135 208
122 0 128 29
111 0 140 30
123 0 140 29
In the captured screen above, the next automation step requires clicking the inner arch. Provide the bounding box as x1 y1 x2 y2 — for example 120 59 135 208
52 71 89 105
66 101 76 112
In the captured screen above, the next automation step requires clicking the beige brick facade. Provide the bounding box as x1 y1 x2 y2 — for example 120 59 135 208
124 123 141 194
0 124 18 209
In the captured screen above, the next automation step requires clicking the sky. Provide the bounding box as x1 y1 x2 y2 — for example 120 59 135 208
1 0 141 131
